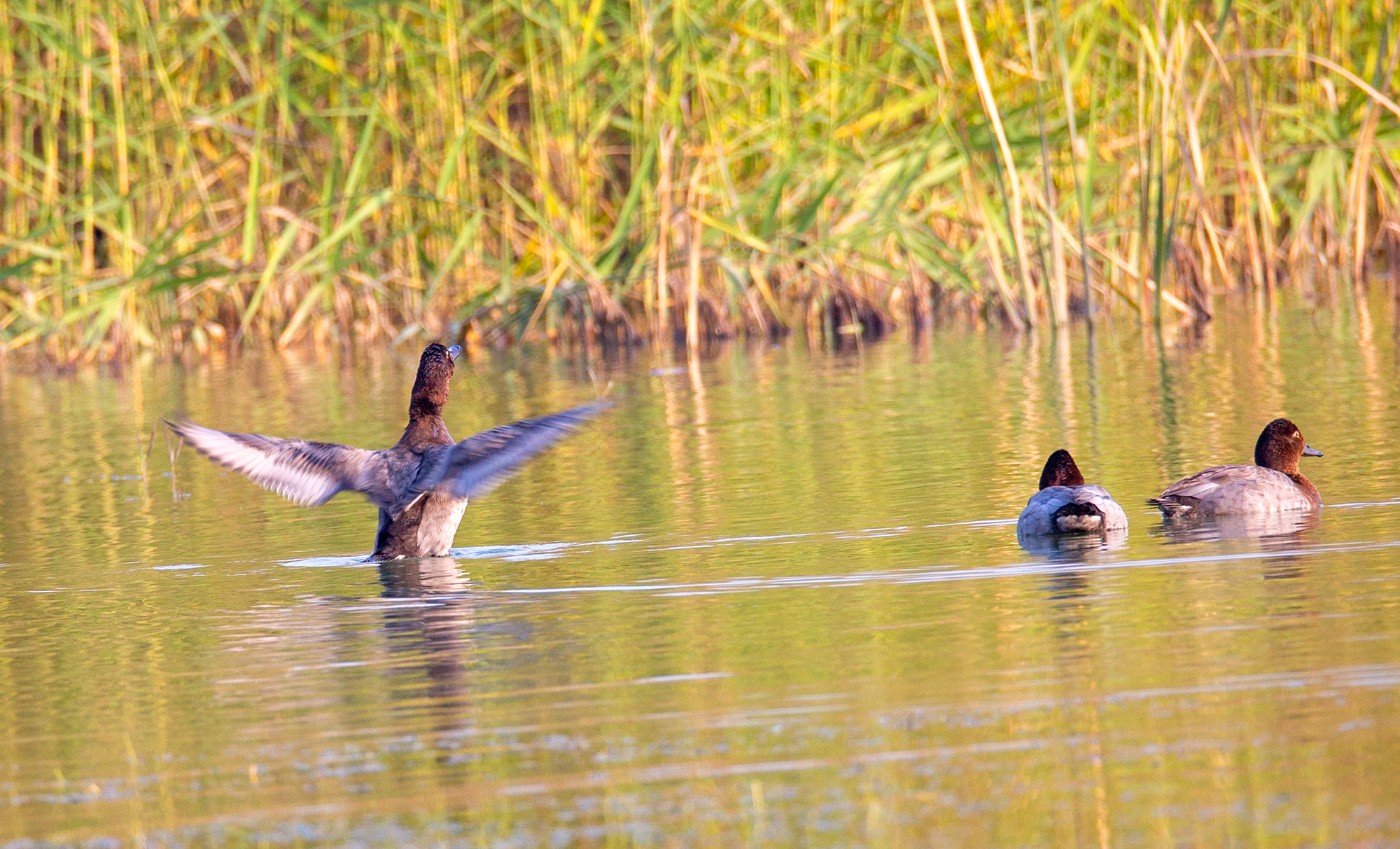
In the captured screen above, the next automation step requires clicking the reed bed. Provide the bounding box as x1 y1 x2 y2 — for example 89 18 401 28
1 0 1397 360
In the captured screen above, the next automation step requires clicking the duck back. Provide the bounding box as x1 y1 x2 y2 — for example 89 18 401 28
1018 485 1129 536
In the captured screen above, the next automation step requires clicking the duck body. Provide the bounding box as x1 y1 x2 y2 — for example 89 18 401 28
1016 449 1128 537
167 344 607 559
369 414 465 560
1017 484 1129 536
1149 418 1322 518
1149 464 1319 517
375 490 470 560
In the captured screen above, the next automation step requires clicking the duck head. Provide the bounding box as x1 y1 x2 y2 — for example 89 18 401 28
409 343 463 419
1254 417 1322 474
1038 449 1086 489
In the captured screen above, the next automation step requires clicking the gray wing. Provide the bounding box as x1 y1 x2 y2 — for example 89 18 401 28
166 418 398 510
1017 487 1072 536
1074 484 1130 530
391 401 609 515
1150 464 1256 514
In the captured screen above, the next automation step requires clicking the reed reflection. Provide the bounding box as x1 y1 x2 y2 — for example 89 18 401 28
1033 541 1115 849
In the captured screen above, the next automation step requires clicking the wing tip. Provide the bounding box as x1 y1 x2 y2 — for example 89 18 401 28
163 416 208 440
164 417 230 452
1147 496 1190 516
163 416 197 445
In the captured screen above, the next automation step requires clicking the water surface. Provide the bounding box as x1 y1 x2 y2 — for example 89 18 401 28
3 291 1400 847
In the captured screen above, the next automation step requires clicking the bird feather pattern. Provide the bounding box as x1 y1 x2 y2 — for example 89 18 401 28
165 419 397 510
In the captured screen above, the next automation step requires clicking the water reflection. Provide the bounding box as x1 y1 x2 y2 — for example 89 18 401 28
1151 511 1320 591
1017 526 1129 561
1152 511 1320 548
4 290 1400 847
376 558 484 712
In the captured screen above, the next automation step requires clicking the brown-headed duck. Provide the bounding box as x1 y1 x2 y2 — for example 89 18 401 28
1016 449 1129 536
1149 417 1322 517
166 343 608 559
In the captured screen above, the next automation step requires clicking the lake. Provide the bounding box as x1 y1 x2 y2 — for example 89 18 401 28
3 289 1400 847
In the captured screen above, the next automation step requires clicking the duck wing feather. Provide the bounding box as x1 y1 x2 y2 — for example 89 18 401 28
392 401 609 515
1149 464 1289 514
166 419 401 510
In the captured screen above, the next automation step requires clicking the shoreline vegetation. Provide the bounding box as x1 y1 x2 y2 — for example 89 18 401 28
2 0 1399 362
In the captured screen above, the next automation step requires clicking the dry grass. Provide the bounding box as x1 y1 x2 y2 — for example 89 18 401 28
1 0 1398 360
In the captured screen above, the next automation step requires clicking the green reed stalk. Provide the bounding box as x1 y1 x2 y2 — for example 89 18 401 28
0 0 1398 360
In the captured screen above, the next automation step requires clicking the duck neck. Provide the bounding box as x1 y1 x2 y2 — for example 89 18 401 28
400 411 453 448
409 397 444 421
407 358 451 423
401 348 456 448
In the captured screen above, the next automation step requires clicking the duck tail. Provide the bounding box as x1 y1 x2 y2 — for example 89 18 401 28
1146 496 1189 517
1052 501 1105 533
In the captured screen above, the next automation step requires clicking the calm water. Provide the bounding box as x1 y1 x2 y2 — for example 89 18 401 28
3 291 1400 848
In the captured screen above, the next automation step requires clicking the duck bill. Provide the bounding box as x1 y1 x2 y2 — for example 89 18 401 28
447 344 463 361
1303 443 1323 457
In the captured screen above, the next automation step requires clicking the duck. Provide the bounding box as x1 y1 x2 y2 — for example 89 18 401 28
1149 417 1322 517
1016 449 1129 536
166 343 608 559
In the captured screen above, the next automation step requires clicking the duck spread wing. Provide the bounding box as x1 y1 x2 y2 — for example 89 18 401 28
166 419 398 509
394 401 609 513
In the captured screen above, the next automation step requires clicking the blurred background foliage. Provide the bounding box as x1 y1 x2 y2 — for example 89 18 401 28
1 0 1398 360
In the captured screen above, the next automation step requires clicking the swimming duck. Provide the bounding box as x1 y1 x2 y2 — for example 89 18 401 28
166 343 607 559
1016 449 1129 536
1149 417 1322 517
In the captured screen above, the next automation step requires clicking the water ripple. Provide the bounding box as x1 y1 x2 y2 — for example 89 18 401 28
500 536 1400 597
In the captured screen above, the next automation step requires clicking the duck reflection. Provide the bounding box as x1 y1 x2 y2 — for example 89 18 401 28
1029 536 1116 849
1155 511 1319 588
1042 569 1092 603
377 558 486 709
1153 511 1319 550
1018 526 1129 562
1020 527 1127 652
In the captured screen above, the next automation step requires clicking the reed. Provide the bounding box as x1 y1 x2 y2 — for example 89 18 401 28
1 0 1397 360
